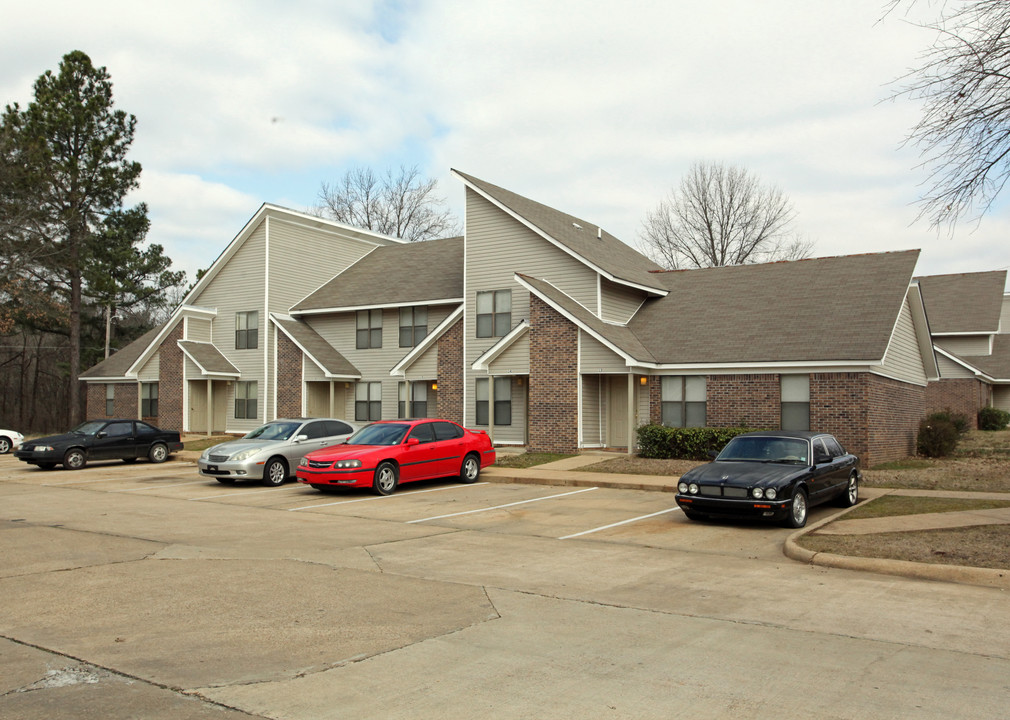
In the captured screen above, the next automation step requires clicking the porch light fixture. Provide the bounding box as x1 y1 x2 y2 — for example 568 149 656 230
432 382 438 391
639 376 648 386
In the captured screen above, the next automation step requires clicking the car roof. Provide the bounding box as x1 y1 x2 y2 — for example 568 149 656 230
734 430 832 441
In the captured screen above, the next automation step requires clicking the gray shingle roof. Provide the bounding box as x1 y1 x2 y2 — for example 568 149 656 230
916 270 1007 334
272 314 360 377
292 236 463 313
80 325 165 379
177 341 240 376
944 335 1010 380
453 170 666 293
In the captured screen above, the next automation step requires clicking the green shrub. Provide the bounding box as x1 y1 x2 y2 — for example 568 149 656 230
925 409 970 435
636 425 754 460
978 406 1010 431
917 417 959 457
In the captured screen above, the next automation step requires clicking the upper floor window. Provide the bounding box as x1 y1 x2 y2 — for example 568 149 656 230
236 311 259 350
781 375 810 431
476 290 511 338
141 383 159 417
356 309 382 349
235 381 258 419
661 376 707 428
399 307 428 347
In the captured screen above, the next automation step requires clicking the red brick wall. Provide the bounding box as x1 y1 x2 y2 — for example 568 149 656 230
437 319 464 425
276 332 302 418
159 322 184 432
864 373 925 466
810 373 868 459
924 378 990 430
528 296 578 453
86 384 106 419
707 374 781 428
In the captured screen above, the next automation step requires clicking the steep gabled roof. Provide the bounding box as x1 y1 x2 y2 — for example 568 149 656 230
916 270 1007 334
631 250 921 364
177 341 240 377
80 325 166 380
452 170 667 295
271 314 360 378
291 236 464 314
942 335 1010 381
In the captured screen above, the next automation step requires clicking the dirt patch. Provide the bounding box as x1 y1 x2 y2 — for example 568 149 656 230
580 456 703 476
799 525 1010 571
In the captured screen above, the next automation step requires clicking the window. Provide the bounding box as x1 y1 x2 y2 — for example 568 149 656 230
106 385 115 416
300 421 327 440
476 290 511 338
781 375 810 431
399 382 429 418
433 421 463 441
104 421 133 437
407 422 436 444
661 376 706 427
355 382 382 422
476 377 512 426
235 381 258 419
141 383 158 417
236 311 259 349
323 420 354 437
399 307 428 347
356 309 382 349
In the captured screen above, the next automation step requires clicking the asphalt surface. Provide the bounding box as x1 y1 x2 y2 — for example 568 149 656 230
1 447 1008 719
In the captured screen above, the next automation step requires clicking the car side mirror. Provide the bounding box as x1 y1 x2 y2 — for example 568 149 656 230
96 431 107 439
294 434 308 443
406 437 420 446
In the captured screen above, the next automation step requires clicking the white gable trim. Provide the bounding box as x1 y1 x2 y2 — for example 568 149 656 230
390 305 464 376
124 305 218 378
471 321 530 372
177 341 241 378
269 314 360 381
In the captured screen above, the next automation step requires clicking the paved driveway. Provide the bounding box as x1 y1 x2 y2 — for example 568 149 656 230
1 453 1007 719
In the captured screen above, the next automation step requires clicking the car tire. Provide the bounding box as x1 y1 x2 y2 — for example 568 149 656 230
373 461 398 496
784 488 808 529
261 458 288 487
836 472 859 508
216 477 236 485
148 443 169 464
460 453 481 483
63 448 87 471
0 437 10 454
122 457 138 464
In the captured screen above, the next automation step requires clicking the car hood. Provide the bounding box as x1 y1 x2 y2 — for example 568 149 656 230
305 443 382 461
23 432 77 447
206 439 282 456
681 460 808 488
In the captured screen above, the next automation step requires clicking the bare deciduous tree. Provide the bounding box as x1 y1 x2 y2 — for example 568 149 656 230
640 162 812 269
889 0 1010 228
315 165 460 242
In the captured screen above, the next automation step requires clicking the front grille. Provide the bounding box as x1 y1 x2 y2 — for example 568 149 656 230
209 454 229 463
723 487 749 498
699 485 750 498
307 460 332 469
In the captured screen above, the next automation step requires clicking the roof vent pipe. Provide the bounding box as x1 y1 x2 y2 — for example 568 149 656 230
597 227 602 240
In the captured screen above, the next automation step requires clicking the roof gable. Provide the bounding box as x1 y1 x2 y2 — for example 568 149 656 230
916 270 1007 334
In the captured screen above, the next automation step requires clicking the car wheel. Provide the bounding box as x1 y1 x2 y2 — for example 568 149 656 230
122 457 138 464
460 453 481 483
63 448 87 471
261 458 288 487
373 461 398 496
36 462 57 470
0 437 10 454
784 488 808 529
148 443 169 464
837 472 859 507
216 477 235 485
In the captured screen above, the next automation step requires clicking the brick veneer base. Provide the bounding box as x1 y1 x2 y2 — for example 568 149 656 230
924 378 990 430
437 319 464 426
276 332 302 418
528 297 578 453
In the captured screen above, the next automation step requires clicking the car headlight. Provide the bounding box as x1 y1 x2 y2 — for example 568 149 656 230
688 483 699 495
678 481 689 494
36 445 53 452
230 448 260 462
752 488 764 499
334 459 362 469
765 488 777 500
299 456 309 467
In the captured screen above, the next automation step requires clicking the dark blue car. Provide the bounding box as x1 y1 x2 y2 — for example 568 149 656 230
14 419 183 470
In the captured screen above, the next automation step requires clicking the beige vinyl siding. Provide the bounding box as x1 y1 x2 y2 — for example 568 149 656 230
487 334 530 375
137 352 159 382
938 335 992 356
994 386 1010 413
579 331 627 373
600 278 646 324
186 317 212 342
267 216 379 311
581 375 602 446
1002 295 1010 331
637 380 650 431
936 353 976 378
879 295 928 385
404 344 438 379
303 353 326 381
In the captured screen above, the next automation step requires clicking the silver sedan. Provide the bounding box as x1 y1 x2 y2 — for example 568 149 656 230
197 418 357 486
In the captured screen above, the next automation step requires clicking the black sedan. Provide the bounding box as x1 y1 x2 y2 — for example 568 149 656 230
675 431 860 528
14 419 184 470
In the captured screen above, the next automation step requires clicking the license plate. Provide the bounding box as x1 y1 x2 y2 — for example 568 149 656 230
208 465 218 472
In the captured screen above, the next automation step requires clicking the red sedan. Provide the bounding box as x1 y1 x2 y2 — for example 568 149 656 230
296 419 495 495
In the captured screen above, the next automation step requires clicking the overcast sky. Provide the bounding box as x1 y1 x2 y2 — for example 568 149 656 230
4 1 1008 288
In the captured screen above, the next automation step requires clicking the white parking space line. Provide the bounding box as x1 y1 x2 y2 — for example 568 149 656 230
558 507 682 540
289 482 489 511
117 480 211 492
407 487 599 524
193 485 307 501
44 475 152 486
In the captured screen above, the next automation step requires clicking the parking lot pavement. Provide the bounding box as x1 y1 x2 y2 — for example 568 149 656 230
2 453 1010 718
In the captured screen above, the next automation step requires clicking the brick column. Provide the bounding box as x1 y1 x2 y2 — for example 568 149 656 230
528 296 578 453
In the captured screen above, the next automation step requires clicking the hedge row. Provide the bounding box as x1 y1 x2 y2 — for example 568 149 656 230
636 424 755 460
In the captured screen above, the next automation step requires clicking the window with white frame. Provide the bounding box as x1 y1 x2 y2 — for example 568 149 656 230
235 381 257 419
661 376 707 428
235 311 258 349
141 383 158 417
399 382 428 418
476 290 511 338
356 309 383 349
355 381 382 422
476 377 512 426
399 307 428 347
106 385 115 415
781 375 810 431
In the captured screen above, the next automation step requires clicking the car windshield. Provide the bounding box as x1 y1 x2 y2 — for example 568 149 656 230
71 421 107 436
717 436 809 464
346 423 410 446
243 422 301 441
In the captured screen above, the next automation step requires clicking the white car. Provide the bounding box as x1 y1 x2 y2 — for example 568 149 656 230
0 429 25 454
